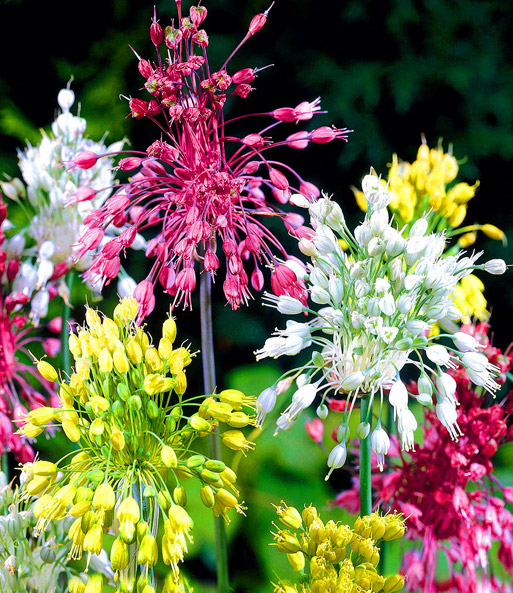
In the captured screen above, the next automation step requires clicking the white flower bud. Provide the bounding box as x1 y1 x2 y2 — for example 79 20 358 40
118 276 137 298
379 294 396 316
311 286 331 305
354 222 372 246
314 224 338 254
452 331 480 352
328 275 344 304
316 404 329 420
436 373 457 402
256 387 277 426
370 210 388 236
57 88 75 110
39 240 56 260
404 274 423 291
289 193 311 208
388 380 408 418
340 371 365 392
285 259 307 281
367 298 380 317
368 237 385 257
362 174 392 210
461 351 489 373
309 268 329 289
36 259 54 287
325 201 345 230
418 375 433 396
298 238 317 256
7 234 26 256
426 345 454 367
356 422 370 439
371 427 390 471
405 319 430 336
409 218 428 237
397 294 414 314
436 400 461 440
276 296 304 315
326 443 347 479
483 259 507 275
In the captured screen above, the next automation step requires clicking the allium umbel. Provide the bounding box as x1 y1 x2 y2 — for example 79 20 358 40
75 3 350 315
256 173 506 473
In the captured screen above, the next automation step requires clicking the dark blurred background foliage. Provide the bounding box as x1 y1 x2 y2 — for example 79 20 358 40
1 0 513 591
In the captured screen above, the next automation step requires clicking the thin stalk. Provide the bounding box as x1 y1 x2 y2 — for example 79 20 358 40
199 271 229 593
359 396 372 516
1 452 8 480
61 272 74 377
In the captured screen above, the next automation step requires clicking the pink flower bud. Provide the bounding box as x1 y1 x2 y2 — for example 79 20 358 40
7 259 19 282
311 126 336 143
105 194 130 215
129 97 149 118
43 337 61 358
119 226 138 248
150 20 164 46
190 5 207 26
306 418 324 443
119 157 142 171
286 131 310 149
223 238 238 256
271 107 296 122
74 186 96 203
204 249 220 272
192 29 209 47
269 168 288 191
244 161 260 174
251 268 264 291
138 59 153 78
176 267 196 292
134 279 155 320
248 3 274 36
244 234 261 254
300 180 320 199
50 262 69 281
232 68 256 84
48 316 63 333
243 133 265 147
294 98 321 121
104 257 121 279
234 84 253 98
73 151 98 169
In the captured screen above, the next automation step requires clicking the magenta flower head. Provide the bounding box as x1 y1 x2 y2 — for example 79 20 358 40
0 197 58 463
75 1 350 317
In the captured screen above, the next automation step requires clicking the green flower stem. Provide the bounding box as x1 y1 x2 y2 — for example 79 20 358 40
359 396 372 516
61 272 74 377
199 271 229 593
1 452 8 480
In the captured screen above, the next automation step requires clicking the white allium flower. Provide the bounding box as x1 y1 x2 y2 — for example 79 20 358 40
326 442 347 479
256 387 278 426
436 399 462 440
257 182 505 472
371 427 391 471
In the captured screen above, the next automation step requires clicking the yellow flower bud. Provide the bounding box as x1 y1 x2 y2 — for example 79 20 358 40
158 337 174 360
161 445 178 468
83 524 103 555
76 358 90 380
69 576 86 593
384 574 405 592
207 401 233 423
37 360 58 382
32 460 58 476
221 430 255 453
63 420 81 442
174 370 187 395
21 423 44 438
218 389 247 410
448 204 466 228
90 395 110 414
189 414 211 433
417 143 430 161
166 505 193 533
287 551 305 572
89 418 105 438
173 486 187 506
275 530 301 554
85 308 102 331
111 538 129 571
69 334 82 358
84 574 103 593
137 533 158 566
92 483 116 511
274 502 303 530
118 496 141 524
162 317 177 343
200 485 215 508
458 232 477 248
113 298 138 325
70 501 91 517
215 488 238 508
446 181 479 204
481 223 505 242
112 349 129 374
227 411 253 428
98 348 113 373
126 338 143 364
111 428 125 450
135 328 150 352
145 347 162 372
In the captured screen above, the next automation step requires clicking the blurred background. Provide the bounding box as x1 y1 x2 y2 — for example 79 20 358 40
1 0 513 591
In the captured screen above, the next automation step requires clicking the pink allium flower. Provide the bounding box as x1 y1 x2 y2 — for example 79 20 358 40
75 3 350 316
333 323 513 592
0 197 57 462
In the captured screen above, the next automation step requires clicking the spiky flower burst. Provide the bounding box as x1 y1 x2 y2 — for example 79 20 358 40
256 174 507 475
73 2 349 314
352 141 506 324
271 501 406 593
0 197 57 463
0 86 145 311
18 298 256 591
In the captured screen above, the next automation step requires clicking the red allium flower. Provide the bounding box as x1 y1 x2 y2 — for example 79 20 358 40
333 324 513 592
75 2 350 316
0 196 58 462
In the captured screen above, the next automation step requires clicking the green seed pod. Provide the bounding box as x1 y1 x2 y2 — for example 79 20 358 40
136 521 149 543
165 416 176 432
112 400 124 418
102 377 112 398
146 400 159 419
200 485 215 508
143 485 157 498
186 454 206 469
81 510 95 533
200 469 224 486
312 351 325 366
395 338 413 351
161 445 178 468
75 487 94 503
128 395 142 411
205 459 226 473
412 336 428 349
117 383 130 401
40 545 57 563
88 470 105 484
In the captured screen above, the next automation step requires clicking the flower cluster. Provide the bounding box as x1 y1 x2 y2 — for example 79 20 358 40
334 323 513 592
18 298 256 591
256 175 506 474
271 501 405 593
74 3 349 313
0 470 110 593
1 87 145 310
0 196 59 462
